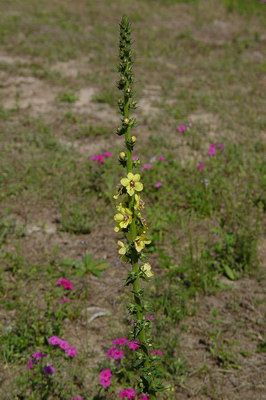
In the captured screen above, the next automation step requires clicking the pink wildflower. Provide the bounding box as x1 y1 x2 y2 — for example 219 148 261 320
107 347 124 360
27 359 34 370
197 162 205 172
208 143 216 157
99 369 112 389
146 314 155 321
48 336 62 346
112 337 128 346
103 151 112 158
65 346 77 358
90 154 105 165
158 155 166 162
217 143 224 151
43 365 56 375
139 395 149 400
143 163 153 170
118 388 136 399
32 352 47 360
154 181 162 189
127 340 140 351
58 339 70 351
132 154 138 161
72 397 84 400
56 277 74 291
178 123 187 134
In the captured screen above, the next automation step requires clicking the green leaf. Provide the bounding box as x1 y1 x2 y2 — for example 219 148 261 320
223 264 236 280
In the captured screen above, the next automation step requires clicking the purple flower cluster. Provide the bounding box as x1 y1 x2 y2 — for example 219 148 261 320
107 347 125 360
90 151 112 165
43 364 56 375
118 388 136 399
48 336 77 358
27 352 47 370
56 277 74 291
107 337 140 360
99 368 112 389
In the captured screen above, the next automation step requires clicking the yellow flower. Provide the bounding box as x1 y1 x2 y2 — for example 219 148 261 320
118 241 127 255
134 234 151 253
114 205 132 229
141 263 153 278
121 173 143 196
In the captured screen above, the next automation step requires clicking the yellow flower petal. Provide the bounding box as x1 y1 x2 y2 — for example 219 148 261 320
134 173 141 182
121 178 130 187
135 182 143 192
127 172 134 180
127 187 135 196
114 213 124 222
141 263 153 278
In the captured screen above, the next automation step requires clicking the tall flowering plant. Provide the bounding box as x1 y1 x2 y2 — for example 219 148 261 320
97 16 163 400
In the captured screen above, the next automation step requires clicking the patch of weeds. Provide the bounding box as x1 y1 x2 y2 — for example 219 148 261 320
92 89 117 107
58 91 78 104
0 302 62 363
0 214 16 245
0 106 12 120
2 251 27 275
60 203 91 234
223 0 266 14
257 340 266 353
208 311 239 369
152 245 218 323
209 206 261 280
75 124 110 139
62 253 108 277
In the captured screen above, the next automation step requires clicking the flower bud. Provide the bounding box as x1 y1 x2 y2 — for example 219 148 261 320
124 118 129 125
131 136 136 143
119 152 126 160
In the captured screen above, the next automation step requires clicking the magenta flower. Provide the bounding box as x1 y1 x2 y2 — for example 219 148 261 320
27 359 34 370
143 163 153 171
103 151 112 158
217 143 224 151
208 143 216 157
90 154 105 165
48 336 77 358
56 277 74 291
158 155 166 162
58 339 70 351
146 314 155 321
112 337 128 346
178 123 187 134
107 347 124 360
48 336 62 346
65 346 77 358
197 162 205 172
99 369 112 389
43 365 56 375
118 388 136 399
127 340 140 351
154 181 162 189
139 395 149 400
32 352 47 360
